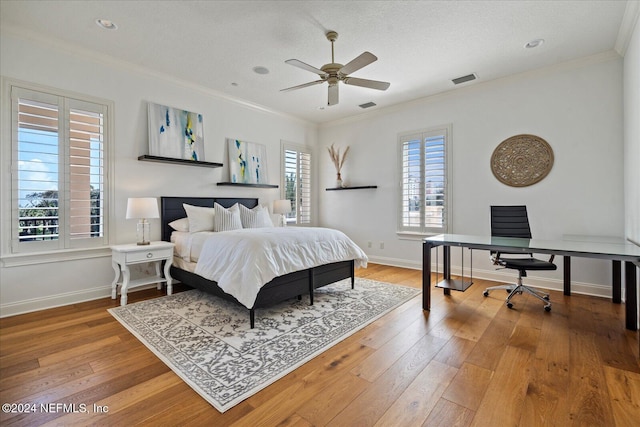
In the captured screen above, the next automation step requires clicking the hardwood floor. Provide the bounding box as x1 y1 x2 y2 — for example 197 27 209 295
1 264 639 426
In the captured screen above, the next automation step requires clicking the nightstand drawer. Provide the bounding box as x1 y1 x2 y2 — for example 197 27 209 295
125 247 173 263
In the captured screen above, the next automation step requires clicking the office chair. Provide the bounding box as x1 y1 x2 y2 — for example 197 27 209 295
483 206 556 311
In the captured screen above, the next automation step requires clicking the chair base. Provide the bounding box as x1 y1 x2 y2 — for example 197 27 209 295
483 276 551 312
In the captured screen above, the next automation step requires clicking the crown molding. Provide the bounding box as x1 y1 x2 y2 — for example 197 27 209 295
320 50 622 129
0 24 317 128
615 0 640 55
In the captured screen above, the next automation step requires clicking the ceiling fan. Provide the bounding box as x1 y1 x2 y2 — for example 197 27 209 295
281 31 390 106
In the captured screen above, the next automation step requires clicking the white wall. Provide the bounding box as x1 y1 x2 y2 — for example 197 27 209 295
318 53 625 297
624 11 640 245
0 31 317 316
0 26 634 316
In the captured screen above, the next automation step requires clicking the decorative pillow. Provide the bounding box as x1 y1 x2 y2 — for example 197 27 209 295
239 204 274 228
168 217 190 232
214 203 242 232
182 203 215 232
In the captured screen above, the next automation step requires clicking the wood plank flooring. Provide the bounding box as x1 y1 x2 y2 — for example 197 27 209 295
1 264 639 426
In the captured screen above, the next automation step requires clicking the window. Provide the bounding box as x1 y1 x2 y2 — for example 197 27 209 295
282 142 312 225
398 125 451 234
10 84 110 253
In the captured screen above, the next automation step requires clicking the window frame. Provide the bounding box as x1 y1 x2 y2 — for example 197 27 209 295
397 124 453 236
281 141 313 226
2 78 114 261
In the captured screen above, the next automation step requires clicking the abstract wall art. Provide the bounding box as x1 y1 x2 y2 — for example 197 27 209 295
148 102 204 161
227 138 269 184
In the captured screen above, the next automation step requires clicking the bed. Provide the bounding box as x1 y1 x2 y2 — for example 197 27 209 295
160 196 367 328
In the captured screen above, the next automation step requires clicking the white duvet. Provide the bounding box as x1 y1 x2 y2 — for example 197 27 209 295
181 227 368 308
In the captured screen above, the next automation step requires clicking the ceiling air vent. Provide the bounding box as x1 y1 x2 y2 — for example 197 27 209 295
359 102 377 109
452 73 477 85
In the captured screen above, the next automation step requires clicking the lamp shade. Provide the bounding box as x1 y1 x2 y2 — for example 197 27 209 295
126 197 159 219
273 199 292 215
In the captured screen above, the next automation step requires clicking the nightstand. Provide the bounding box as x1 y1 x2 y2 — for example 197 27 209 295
110 241 175 306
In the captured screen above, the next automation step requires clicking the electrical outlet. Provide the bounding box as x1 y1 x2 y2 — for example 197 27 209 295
367 241 372 248
379 241 384 249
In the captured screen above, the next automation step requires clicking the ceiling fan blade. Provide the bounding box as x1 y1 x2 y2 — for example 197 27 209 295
344 77 390 91
280 80 325 92
338 52 377 76
328 84 339 106
285 59 328 77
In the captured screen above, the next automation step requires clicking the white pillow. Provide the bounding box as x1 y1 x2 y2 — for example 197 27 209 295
168 217 190 232
239 204 274 228
214 203 242 232
183 203 215 232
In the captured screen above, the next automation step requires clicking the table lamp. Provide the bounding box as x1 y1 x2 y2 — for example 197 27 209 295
273 199 292 227
126 197 159 245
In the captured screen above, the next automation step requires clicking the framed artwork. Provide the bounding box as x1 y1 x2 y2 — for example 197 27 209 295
148 102 204 161
227 138 269 184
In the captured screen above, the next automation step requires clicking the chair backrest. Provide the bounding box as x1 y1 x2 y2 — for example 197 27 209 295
490 205 532 238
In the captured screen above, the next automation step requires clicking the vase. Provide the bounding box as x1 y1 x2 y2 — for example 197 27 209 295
336 172 343 188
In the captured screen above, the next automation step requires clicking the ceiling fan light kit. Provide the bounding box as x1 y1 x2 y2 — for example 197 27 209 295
281 30 390 106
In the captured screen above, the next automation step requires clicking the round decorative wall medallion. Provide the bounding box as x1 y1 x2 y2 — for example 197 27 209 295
490 134 554 187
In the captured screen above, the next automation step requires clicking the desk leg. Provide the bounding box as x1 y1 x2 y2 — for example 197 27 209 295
443 246 451 296
624 261 637 331
563 256 571 296
422 242 431 310
612 261 621 304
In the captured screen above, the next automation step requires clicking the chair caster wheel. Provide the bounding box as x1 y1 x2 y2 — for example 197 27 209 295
507 302 514 309
543 295 550 301
483 291 489 297
544 305 551 312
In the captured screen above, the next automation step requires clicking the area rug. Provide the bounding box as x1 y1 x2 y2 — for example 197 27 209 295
108 277 419 412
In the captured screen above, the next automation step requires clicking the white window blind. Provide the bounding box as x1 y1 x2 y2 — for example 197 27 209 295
11 85 109 252
283 144 312 225
399 126 450 234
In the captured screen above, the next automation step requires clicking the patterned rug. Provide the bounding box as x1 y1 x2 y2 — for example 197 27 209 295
108 278 419 412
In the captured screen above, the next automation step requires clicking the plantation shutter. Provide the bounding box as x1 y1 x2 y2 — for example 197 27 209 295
11 85 108 253
298 151 312 224
68 100 106 246
283 144 312 225
398 126 449 234
424 132 446 231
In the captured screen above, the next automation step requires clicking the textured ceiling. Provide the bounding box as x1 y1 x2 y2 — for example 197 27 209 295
0 1 634 124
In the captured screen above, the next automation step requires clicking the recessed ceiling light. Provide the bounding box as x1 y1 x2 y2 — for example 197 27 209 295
96 19 118 30
253 66 269 75
525 39 544 49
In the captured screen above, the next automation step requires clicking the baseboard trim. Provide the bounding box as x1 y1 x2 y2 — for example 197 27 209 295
367 255 422 270
366 256 618 300
0 284 161 318
1 258 621 318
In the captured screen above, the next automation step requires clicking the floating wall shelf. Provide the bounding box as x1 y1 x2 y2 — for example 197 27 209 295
138 155 223 168
325 185 378 191
217 182 279 189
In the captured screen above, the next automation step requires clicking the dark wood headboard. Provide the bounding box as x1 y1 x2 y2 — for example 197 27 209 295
160 196 259 241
